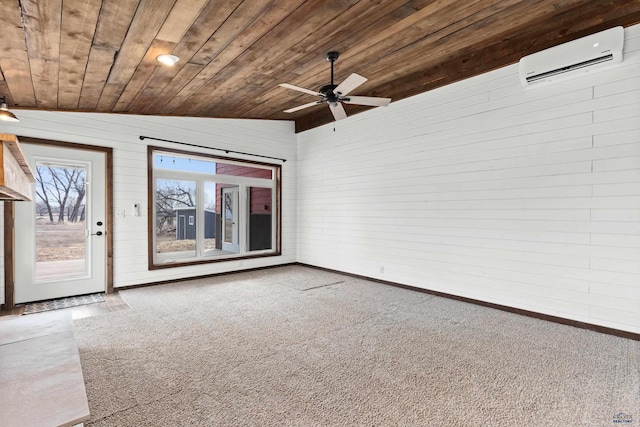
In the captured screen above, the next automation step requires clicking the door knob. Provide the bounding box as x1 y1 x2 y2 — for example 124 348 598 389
92 231 103 236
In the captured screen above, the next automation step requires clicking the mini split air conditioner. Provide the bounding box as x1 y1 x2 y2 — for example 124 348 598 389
519 26 624 87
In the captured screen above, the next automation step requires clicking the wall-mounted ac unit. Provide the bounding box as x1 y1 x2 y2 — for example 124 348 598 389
519 26 624 87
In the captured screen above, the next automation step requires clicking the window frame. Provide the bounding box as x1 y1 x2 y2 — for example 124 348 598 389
147 146 281 270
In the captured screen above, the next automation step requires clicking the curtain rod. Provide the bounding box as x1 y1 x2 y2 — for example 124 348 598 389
139 135 287 162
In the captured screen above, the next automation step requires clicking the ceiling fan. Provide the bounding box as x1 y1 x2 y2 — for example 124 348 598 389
279 51 391 121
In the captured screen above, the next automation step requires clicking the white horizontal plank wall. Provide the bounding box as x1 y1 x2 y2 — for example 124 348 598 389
0 113 296 288
297 24 640 334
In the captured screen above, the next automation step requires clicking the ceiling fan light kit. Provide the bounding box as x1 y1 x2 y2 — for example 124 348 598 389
280 51 391 121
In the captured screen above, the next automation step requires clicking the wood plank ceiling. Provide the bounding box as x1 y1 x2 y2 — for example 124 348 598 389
0 0 639 133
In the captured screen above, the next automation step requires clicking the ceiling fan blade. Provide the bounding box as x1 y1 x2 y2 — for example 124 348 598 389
279 83 322 97
329 102 347 121
283 101 322 113
333 73 367 96
343 96 391 107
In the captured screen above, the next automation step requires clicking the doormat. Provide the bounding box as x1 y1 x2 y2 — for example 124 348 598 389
23 293 105 315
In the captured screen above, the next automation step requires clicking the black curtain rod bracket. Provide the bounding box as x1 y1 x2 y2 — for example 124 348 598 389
139 135 286 162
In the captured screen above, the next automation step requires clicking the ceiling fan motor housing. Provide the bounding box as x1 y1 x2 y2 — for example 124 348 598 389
319 84 339 102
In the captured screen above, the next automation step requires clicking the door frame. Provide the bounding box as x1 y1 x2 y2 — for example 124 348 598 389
1 137 113 310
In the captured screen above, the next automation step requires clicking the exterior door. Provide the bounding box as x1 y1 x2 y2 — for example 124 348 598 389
14 144 106 303
221 186 239 253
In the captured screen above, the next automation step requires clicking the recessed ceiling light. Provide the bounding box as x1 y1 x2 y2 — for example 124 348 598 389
157 54 180 66
593 42 600 47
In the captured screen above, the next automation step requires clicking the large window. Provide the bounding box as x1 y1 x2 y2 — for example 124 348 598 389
148 147 280 268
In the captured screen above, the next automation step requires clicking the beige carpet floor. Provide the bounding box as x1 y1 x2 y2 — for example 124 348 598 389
73 265 640 426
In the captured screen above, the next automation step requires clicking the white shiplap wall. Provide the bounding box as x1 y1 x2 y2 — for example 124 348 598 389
0 113 296 299
297 24 640 334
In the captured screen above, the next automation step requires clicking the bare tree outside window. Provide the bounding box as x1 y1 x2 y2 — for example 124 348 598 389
34 164 87 266
35 165 86 224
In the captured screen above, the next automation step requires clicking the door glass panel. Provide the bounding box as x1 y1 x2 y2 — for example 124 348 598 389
35 163 87 281
154 178 197 262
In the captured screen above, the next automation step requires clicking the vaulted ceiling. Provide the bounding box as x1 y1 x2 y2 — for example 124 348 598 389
1 1 639 132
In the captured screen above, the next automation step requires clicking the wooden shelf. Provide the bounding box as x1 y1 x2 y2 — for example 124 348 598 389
0 134 35 201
